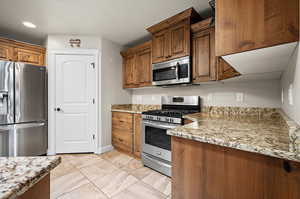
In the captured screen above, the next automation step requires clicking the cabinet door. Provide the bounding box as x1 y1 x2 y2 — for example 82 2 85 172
0 43 13 61
136 48 152 87
152 29 169 63
133 114 142 158
112 112 133 153
15 48 45 66
169 20 190 60
192 28 216 82
216 0 299 56
123 54 138 88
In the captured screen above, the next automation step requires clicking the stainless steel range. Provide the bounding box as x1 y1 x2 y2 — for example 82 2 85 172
141 96 200 177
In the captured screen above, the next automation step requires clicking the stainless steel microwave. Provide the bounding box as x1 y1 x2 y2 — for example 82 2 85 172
152 56 190 86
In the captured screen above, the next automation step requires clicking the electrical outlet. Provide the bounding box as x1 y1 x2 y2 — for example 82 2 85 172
236 93 244 102
288 84 294 106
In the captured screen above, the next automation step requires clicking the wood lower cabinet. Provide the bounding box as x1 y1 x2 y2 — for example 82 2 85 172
121 41 152 88
112 112 133 153
0 37 45 66
216 0 299 56
133 114 142 157
112 112 142 158
172 136 300 199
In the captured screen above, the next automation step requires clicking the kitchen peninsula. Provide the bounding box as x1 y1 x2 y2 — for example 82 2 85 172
168 107 300 199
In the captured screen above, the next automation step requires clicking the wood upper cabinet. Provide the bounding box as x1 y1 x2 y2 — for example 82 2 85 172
0 37 46 66
123 54 138 88
217 58 240 80
15 48 45 66
172 136 300 199
148 8 201 63
152 29 169 63
121 41 152 88
216 0 299 56
191 18 239 82
0 42 13 61
192 27 216 82
169 20 190 60
135 42 152 87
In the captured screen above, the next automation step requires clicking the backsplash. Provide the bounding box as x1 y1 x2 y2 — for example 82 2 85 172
132 80 281 108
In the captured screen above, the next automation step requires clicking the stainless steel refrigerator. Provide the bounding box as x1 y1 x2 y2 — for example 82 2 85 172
0 60 47 156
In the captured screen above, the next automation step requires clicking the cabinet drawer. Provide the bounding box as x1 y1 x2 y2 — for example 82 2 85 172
112 112 133 130
112 129 133 153
16 48 44 66
0 43 13 61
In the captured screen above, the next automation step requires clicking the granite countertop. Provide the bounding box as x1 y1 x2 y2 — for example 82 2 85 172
167 107 300 163
111 104 161 114
0 156 61 199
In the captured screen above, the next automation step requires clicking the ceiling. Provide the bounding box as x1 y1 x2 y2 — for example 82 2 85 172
0 0 211 46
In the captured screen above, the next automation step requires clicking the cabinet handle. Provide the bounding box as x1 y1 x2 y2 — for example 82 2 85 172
283 161 292 173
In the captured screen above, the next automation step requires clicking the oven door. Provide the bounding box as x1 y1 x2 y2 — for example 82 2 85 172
142 120 178 162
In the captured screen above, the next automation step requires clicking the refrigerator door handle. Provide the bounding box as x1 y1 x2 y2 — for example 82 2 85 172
15 63 21 122
14 122 46 129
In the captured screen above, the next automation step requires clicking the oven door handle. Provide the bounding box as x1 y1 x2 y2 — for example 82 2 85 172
142 153 171 168
142 121 179 129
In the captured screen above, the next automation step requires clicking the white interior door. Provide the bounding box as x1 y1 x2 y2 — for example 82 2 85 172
55 54 96 153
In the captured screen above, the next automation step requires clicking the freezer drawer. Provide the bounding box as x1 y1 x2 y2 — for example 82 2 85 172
0 125 14 156
15 63 46 123
15 122 48 156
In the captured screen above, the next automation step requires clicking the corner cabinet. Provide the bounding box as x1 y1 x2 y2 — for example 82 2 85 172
191 18 240 82
148 8 201 63
121 41 152 89
216 0 299 56
172 136 300 199
0 37 46 66
112 112 142 158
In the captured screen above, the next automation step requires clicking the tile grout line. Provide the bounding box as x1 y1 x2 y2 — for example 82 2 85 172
77 166 112 199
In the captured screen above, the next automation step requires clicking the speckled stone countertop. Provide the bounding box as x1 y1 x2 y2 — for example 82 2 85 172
0 156 61 199
167 107 300 162
111 104 161 114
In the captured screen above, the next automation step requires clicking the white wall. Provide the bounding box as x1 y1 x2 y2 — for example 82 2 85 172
281 44 300 125
101 38 132 150
132 80 281 108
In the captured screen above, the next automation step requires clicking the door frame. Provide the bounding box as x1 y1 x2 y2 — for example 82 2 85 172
47 49 100 155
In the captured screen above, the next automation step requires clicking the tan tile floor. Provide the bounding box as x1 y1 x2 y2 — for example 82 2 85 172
51 150 171 199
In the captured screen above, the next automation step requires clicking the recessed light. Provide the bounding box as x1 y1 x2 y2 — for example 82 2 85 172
22 21 37 28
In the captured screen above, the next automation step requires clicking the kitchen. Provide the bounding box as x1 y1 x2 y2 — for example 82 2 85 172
0 0 300 199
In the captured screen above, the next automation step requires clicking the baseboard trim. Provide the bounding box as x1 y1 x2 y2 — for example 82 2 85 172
95 145 114 154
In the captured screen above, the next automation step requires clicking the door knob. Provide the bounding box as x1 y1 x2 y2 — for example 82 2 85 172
55 107 62 112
